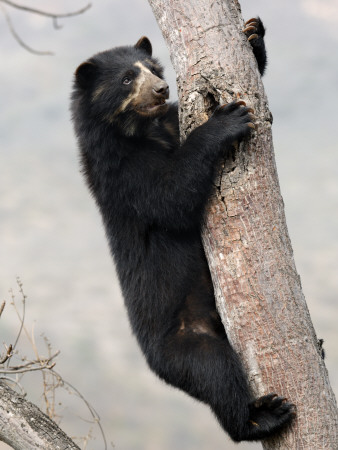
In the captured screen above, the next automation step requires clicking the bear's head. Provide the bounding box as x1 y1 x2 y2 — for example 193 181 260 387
73 37 170 135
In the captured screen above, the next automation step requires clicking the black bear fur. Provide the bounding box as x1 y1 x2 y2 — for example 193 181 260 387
71 18 295 442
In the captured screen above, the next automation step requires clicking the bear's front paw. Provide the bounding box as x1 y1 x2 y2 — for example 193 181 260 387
211 100 255 143
243 17 265 44
243 17 267 76
246 393 296 440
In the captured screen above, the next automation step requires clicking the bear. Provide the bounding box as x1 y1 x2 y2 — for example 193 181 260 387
71 17 295 442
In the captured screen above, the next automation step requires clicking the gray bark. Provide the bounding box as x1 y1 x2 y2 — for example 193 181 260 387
0 382 80 450
148 0 338 447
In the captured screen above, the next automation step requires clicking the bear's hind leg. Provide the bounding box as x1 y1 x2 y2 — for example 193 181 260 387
152 323 295 442
156 328 251 441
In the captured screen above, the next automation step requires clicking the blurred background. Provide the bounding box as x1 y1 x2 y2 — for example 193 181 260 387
0 0 337 449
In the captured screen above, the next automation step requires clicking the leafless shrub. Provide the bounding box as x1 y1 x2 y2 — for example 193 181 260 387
0 278 107 449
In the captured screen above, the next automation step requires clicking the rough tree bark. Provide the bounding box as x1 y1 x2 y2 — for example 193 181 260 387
0 382 80 449
148 0 338 447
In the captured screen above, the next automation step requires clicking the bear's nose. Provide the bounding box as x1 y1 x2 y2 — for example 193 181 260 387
153 82 169 99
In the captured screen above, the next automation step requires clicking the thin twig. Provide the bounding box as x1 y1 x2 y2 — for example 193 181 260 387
0 301 5 317
1 0 91 19
10 278 27 357
51 370 108 450
0 362 56 374
53 17 62 30
4 351 60 371
0 4 54 55
0 1 91 55
0 345 13 365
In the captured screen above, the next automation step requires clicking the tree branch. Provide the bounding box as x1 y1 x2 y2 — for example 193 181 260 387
0 0 91 55
1 0 91 19
0 381 80 450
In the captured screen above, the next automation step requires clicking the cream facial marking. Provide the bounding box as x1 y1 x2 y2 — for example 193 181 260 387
134 61 152 75
113 61 150 116
113 61 161 117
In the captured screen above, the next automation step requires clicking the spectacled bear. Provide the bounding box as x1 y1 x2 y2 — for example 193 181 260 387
71 17 295 442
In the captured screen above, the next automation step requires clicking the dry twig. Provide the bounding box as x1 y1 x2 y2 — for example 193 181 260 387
0 0 91 54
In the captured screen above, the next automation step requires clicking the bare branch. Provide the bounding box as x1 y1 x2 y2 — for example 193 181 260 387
0 381 81 449
53 17 62 30
0 351 59 372
0 361 56 374
0 3 54 55
10 278 27 356
1 0 91 19
0 0 91 55
0 344 13 365
0 301 5 317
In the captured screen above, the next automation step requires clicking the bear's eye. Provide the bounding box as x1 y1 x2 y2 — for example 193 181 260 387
122 76 132 85
151 67 158 75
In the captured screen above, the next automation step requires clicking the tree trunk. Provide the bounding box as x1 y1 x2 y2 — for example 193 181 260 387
0 382 80 450
148 0 338 447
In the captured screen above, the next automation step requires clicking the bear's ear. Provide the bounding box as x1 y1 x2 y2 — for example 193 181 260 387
75 61 97 89
135 36 152 56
